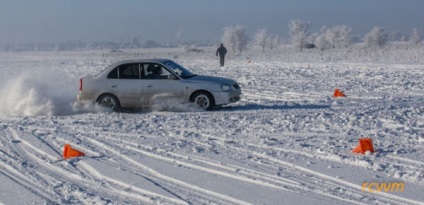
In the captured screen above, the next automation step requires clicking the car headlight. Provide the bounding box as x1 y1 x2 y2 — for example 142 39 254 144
221 84 232 91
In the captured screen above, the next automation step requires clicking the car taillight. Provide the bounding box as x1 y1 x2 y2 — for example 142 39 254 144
79 78 82 91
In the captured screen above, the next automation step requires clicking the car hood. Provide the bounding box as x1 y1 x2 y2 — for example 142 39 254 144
188 75 236 84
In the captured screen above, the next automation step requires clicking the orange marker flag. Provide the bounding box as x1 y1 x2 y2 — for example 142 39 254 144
333 89 347 97
63 144 85 159
352 138 375 154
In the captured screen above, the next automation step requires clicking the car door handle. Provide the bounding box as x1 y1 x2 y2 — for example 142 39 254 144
111 85 117 88
146 84 153 88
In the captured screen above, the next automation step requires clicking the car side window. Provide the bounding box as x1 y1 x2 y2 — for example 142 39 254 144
107 63 141 79
119 64 140 79
107 67 119 79
143 63 172 80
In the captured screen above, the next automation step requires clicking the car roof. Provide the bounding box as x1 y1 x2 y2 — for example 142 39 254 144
113 58 171 65
97 58 173 77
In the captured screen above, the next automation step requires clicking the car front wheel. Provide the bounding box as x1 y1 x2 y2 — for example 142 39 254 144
97 94 121 111
192 91 214 110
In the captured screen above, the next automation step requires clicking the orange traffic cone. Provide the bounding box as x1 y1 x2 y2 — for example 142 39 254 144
63 144 85 159
352 138 375 154
333 89 347 97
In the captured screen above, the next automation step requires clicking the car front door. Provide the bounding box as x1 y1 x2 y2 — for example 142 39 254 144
141 63 188 106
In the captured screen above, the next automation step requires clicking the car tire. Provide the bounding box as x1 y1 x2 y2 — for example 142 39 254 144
191 91 215 110
97 94 121 111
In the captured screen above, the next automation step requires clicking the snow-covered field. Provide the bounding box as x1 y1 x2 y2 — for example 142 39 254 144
0 47 423 205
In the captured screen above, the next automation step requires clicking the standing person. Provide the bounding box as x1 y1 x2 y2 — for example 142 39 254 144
216 43 227 67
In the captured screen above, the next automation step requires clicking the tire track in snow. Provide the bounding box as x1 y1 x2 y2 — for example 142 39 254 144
0 160 56 203
53 124 296 204
6 128 112 204
212 138 423 205
50 126 253 204
105 135 302 189
69 126 304 188
20 126 196 204
5 128 186 205
24 121 424 204
1 129 59 202
28 124 238 204
387 156 424 167
171 129 423 205
83 136 251 205
75 128 359 204
59 123 423 204
242 90 324 102
76 160 187 205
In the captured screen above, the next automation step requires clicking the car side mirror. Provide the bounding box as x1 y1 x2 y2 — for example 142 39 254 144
167 74 177 80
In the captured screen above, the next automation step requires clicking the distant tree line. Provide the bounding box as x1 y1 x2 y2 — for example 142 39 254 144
220 19 422 53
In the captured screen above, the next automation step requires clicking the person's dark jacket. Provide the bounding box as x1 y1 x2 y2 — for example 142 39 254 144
216 44 227 57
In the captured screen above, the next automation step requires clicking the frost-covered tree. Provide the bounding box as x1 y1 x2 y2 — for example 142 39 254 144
254 28 268 52
409 28 421 45
267 35 279 50
323 25 352 48
307 32 319 45
221 27 236 52
233 25 249 53
314 34 329 51
363 26 389 48
221 25 249 54
335 25 352 48
288 19 311 52
314 26 330 51
324 27 337 48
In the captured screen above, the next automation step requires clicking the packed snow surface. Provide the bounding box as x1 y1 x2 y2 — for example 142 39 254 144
0 47 423 205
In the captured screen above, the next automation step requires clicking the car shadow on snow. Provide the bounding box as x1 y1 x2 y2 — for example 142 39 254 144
112 103 330 113
215 103 331 111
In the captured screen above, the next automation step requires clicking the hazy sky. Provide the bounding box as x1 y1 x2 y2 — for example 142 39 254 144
0 0 423 44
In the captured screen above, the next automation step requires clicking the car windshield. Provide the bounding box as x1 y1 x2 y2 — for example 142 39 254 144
163 60 196 79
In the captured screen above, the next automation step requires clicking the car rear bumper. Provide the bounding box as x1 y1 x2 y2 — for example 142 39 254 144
212 90 241 106
77 93 95 103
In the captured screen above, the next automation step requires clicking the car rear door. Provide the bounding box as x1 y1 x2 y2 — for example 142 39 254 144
107 63 142 107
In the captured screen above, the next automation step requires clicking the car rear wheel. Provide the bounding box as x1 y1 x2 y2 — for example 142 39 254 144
191 91 214 110
97 94 120 111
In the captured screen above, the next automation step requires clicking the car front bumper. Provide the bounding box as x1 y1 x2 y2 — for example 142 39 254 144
212 90 241 106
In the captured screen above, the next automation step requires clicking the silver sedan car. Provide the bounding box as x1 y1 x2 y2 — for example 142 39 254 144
77 59 241 110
